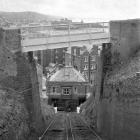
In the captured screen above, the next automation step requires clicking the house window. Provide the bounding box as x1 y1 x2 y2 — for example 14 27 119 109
74 87 77 93
90 80 93 84
52 87 56 93
84 64 88 70
63 88 70 95
90 72 95 79
91 56 96 61
91 64 96 70
90 71 93 76
84 56 88 62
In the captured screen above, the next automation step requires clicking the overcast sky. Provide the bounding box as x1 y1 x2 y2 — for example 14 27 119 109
0 0 140 21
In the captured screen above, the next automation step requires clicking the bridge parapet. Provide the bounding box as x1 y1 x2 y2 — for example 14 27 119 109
21 22 109 39
20 23 110 52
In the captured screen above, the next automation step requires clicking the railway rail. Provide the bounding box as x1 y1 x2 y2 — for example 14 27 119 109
66 113 75 140
38 118 56 140
69 113 103 140
38 112 103 140
39 112 74 140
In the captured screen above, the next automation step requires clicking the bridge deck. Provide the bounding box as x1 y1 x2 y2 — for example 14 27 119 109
21 32 109 52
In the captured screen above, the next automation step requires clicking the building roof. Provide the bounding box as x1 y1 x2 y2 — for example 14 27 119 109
49 65 86 82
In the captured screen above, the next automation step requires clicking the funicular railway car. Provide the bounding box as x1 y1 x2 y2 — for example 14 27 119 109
46 66 88 111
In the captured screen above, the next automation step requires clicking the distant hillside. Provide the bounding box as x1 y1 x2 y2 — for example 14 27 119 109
0 11 61 23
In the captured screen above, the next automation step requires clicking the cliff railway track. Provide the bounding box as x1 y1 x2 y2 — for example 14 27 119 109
39 112 66 140
39 112 103 140
68 113 103 140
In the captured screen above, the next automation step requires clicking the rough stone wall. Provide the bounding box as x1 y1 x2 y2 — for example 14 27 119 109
0 28 17 80
0 87 30 140
97 70 140 140
110 19 140 61
4 28 21 52
27 52 45 135
36 63 43 95
0 28 31 140
0 28 43 140
96 20 140 140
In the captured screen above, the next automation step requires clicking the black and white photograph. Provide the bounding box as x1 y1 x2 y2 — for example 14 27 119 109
0 0 140 140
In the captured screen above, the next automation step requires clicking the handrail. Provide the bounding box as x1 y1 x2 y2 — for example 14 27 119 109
21 31 108 40
20 22 109 29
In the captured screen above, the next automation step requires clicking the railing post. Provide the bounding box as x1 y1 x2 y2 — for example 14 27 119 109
68 21 71 48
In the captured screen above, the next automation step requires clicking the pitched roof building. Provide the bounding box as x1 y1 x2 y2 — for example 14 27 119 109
49 65 86 82
46 65 88 111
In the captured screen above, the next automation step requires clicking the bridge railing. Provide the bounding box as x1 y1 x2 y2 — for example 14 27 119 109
21 22 109 40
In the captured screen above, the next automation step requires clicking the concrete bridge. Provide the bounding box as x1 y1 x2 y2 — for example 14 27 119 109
21 23 110 52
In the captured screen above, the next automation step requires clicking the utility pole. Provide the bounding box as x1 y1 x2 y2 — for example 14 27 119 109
68 21 73 66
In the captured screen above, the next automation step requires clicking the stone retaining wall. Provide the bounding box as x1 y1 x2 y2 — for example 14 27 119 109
0 28 44 140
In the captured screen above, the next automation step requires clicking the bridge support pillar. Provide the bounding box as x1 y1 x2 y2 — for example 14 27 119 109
27 51 44 133
41 50 44 68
